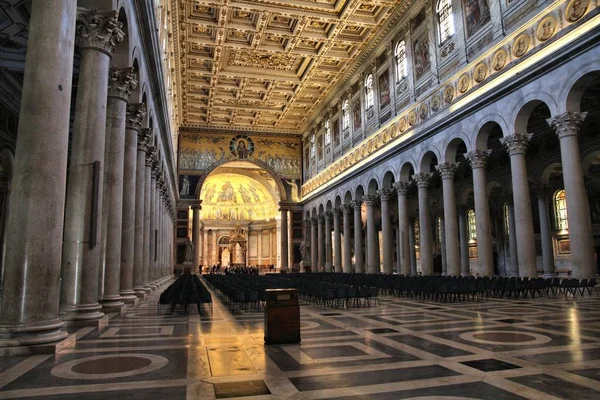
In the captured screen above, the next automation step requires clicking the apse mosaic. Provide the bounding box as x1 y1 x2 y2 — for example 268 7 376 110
199 173 278 221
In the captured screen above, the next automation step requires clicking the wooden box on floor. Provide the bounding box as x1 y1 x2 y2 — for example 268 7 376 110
264 288 300 345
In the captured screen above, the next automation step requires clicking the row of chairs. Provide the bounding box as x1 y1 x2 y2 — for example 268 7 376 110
158 273 212 314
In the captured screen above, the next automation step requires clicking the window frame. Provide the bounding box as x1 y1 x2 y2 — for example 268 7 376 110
324 119 331 145
436 0 455 44
364 73 374 109
467 209 477 242
395 40 407 81
554 189 568 231
342 99 350 130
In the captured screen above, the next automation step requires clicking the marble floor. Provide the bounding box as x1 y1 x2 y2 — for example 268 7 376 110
2 280 600 399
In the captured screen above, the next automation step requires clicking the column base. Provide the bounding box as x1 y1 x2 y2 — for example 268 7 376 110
0 318 68 350
0 332 76 357
143 285 152 293
99 296 124 313
133 286 146 299
60 303 104 324
63 314 110 330
119 290 138 305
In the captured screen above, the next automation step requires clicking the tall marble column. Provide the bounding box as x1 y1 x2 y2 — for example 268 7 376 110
198 222 204 268
364 195 380 273
60 9 125 321
534 185 555 277
99 67 137 311
119 103 145 304
324 211 333 272
333 208 342 272
317 214 325 272
142 146 155 292
352 200 365 273
0 0 77 347
415 173 433 275
466 150 494 276
279 206 289 272
149 164 159 286
458 207 470 276
394 182 411 275
506 199 519 277
379 189 394 274
547 112 595 279
342 205 352 273
203 229 209 268
501 133 537 277
310 217 318 272
408 218 417 275
437 163 460 276
192 204 201 267
133 129 150 297
439 213 447 275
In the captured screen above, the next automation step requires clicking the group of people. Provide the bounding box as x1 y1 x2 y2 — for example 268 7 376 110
198 263 276 275
224 266 260 275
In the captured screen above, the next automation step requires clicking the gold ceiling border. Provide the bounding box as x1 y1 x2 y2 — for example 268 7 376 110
301 0 598 198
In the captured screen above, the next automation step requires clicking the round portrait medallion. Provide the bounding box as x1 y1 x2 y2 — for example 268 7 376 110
458 74 470 94
229 134 255 159
512 34 530 58
492 48 508 71
566 0 589 23
473 63 488 83
537 15 557 41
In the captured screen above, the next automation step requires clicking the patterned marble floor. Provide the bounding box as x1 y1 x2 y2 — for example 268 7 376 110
2 280 600 399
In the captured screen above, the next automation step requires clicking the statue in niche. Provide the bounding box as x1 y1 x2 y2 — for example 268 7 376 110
179 175 190 196
184 238 194 262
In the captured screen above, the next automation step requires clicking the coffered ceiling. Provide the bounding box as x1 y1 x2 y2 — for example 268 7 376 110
169 0 408 134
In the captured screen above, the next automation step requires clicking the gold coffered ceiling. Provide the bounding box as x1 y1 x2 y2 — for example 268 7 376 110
169 0 407 134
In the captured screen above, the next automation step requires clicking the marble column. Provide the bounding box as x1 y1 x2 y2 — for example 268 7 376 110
133 129 150 297
414 173 433 275
279 206 289 272
60 9 125 321
531 185 555 277
378 189 394 274
408 218 417 275
149 165 159 286
501 133 537 277
0 0 77 347
198 222 204 268
119 103 145 304
310 217 318 272
364 195 380 273
439 213 447 275
333 208 342 273
394 182 411 275
192 204 201 268
342 205 352 273
547 112 595 279
458 207 470 276
506 200 519 277
324 211 333 272
99 68 137 311
203 229 209 268
466 150 494 276
437 163 460 276
317 214 325 272
352 200 365 273
142 147 155 292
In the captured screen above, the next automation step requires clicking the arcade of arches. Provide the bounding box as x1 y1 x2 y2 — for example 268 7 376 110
2 0 600 399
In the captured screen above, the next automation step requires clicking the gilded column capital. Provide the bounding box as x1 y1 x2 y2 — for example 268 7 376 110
107 66 137 100
377 188 394 201
394 181 411 195
546 111 587 139
363 194 379 206
500 133 533 155
465 149 491 169
436 162 459 179
126 103 146 131
76 8 125 56
413 172 432 188
350 200 363 210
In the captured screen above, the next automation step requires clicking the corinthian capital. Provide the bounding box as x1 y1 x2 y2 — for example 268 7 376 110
500 133 532 155
126 103 146 130
393 181 411 195
108 66 138 100
377 188 394 201
413 172 432 188
138 128 151 151
146 145 156 167
363 194 379 206
466 149 491 169
76 9 125 55
546 111 587 139
436 162 459 179
350 200 363 210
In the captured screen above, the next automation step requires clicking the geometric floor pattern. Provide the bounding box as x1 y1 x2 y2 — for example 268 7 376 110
2 280 600 399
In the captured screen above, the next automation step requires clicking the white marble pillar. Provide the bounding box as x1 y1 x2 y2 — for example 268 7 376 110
311 217 318 271
466 150 494 276
547 112 595 279
0 0 77 347
60 9 124 321
142 147 155 292
333 208 342 272
119 103 145 304
352 200 365 273
364 195 380 273
394 182 411 275
415 173 433 275
198 222 204 268
439 213 447 275
99 69 137 311
458 207 470 276
279 206 289 272
133 129 150 297
506 200 519 277
317 214 325 272
501 133 537 277
534 186 556 277
437 163 460 276
324 211 333 272
192 204 201 268
408 218 417 275
379 189 394 274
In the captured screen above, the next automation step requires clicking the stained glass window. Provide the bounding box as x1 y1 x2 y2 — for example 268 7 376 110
467 209 477 241
554 189 568 230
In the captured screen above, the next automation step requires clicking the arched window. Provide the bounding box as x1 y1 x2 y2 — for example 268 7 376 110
436 0 454 43
554 189 568 230
365 74 374 109
310 134 316 158
342 99 350 130
395 40 407 80
437 216 443 244
414 219 420 247
324 119 331 145
467 209 477 241
504 203 510 236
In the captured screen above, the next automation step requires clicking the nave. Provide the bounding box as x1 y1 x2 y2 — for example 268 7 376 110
2 276 600 399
